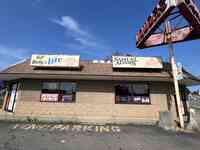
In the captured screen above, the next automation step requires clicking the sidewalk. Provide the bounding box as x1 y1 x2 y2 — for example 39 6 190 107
0 109 16 121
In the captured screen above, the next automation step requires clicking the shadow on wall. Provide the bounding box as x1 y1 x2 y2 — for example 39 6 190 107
0 81 5 109
0 90 5 109
77 80 114 93
0 91 4 109
0 102 2 109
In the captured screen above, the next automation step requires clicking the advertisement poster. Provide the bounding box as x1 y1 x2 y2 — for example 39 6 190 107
41 94 59 102
112 56 163 69
30 55 80 68
62 95 73 102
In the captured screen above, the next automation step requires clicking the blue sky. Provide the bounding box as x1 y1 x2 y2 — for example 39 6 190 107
0 0 199 88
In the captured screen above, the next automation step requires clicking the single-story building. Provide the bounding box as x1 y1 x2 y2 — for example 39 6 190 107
0 55 199 124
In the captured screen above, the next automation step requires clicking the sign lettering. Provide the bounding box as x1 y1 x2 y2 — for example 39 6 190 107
112 56 163 69
12 124 121 133
41 94 59 102
30 55 80 68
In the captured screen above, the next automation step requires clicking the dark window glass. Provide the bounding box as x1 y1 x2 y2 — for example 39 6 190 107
60 82 76 103
42 82 60 94
43 82 59 90
115 83 150 104
41 82 76 103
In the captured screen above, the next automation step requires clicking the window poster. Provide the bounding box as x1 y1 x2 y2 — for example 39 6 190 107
61 95 73 102
41 94 59 102
141 96 150 103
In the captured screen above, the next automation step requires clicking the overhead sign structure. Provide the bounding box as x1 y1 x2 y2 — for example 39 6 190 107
30 55 80 68
112 56 163 69
136 0 200 48
135 0 200 128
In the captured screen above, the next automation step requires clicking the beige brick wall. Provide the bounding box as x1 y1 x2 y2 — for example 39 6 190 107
19 79 42 102
76 81 114 104
150 82 170 112
12 79 171 124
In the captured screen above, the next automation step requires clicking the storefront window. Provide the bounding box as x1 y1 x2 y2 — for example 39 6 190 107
60 82 76 102
41 82 76 103
42 82 60 93
43 82 59 90
115 83 150 104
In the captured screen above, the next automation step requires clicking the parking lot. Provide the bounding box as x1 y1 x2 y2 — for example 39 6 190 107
0 122 200 150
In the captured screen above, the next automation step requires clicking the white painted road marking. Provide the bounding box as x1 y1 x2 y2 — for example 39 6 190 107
12 124 121 133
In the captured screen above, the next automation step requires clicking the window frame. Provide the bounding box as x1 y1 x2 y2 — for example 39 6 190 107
114 82 151 105
40 81 77 103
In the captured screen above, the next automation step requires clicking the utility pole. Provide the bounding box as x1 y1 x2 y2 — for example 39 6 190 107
165 21 184 128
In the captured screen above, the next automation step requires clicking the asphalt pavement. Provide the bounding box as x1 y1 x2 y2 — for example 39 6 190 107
0 122 200 150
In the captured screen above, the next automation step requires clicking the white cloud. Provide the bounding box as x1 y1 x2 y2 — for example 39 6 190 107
0 45 30 59
50 16 111 52
0 45 31 70
75 38 98 48
51 16 91 38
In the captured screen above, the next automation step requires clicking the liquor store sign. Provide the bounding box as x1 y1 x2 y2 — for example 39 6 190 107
30 55 80 68
112 56 163 69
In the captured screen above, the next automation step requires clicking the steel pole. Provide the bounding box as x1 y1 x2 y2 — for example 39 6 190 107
165 21 184 128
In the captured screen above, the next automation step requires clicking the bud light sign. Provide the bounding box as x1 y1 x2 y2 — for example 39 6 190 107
30 55 80 68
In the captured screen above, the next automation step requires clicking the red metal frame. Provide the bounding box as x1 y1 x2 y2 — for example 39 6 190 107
142 26 200 48
178 0 200 30
136 0 200 49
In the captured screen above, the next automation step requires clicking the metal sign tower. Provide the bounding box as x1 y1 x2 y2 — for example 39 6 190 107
136 0 200 128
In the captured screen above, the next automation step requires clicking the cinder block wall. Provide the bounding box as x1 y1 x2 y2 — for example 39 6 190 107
13 79 171 124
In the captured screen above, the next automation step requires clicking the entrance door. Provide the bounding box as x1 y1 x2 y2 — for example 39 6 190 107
5 83 18 112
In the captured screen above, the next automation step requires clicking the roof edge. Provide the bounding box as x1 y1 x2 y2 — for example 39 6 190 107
0 58 29 73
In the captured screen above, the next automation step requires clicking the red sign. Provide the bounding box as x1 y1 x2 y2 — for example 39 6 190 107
178 0 200 30
41 94 59 102
136 0 175 48
136 0 200 49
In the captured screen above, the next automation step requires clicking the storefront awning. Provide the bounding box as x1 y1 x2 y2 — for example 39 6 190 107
179 69 200 86
0 72 172 82
0 59 199 86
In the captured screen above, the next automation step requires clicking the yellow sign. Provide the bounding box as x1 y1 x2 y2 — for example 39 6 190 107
30 55 80 68
112 56 163 69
